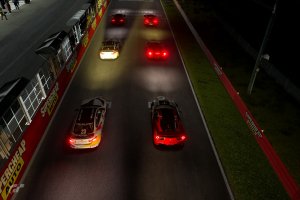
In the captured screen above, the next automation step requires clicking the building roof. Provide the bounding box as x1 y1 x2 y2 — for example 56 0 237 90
66 10 86 27
0 77 29 117
35 31 67 55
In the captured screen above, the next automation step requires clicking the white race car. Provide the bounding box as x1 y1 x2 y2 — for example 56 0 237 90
99 40 120 60
68 97 107 149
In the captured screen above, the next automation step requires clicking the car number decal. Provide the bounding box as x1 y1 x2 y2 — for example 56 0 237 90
81 129 87 135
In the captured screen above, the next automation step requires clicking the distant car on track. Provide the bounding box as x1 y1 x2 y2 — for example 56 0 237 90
99 40 121 60
145 41 169 60
144 14 159 26
111 14 126 25
68 97 107 149
150 96 187 146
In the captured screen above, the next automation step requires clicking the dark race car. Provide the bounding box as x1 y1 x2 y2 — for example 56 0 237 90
150 96 187 146
99 40 121 60
145 41 169 60
111 14 126 25
144 14 159 27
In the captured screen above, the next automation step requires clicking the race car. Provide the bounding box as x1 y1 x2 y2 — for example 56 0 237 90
111 14 126 25
145 41 169 60
68 97 107 149
144 14 159 26
99 40 121 60
150 96 187 146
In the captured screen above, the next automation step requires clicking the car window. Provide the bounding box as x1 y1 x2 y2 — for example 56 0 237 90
102 46 114 50
73 107 96 134
148 42 162 50
102 41 118 50
159 108 176 131
95 109 103 127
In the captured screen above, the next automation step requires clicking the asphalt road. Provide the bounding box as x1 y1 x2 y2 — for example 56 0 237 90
14 0 232 199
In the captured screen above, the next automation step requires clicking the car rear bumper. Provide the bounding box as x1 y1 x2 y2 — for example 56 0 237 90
153 137 185 146
69 136 101 149
100 52 119 60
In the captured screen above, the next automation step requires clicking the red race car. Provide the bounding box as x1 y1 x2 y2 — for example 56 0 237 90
150 96 188 147
145 41 169 60
144 14 159 26
111 14 126 25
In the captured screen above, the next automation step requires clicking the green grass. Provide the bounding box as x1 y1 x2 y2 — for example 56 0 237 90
161 0 295 199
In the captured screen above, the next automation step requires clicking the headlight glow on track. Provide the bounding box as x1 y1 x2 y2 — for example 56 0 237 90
133 67 183 92
105 28 128 39
140 28 170 41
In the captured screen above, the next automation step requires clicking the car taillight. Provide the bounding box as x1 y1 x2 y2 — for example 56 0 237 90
162 51 168 57
112 19 116 23
69 138 75 144
120 19 124 22
180 135 186 140
155 136 165 140
147 51 153 57
153 19 158 25
144 19 149 24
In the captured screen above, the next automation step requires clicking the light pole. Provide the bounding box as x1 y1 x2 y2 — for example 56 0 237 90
247 0 279 95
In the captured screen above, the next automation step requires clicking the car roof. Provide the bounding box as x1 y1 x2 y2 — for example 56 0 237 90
102 40 119 45
146 41 164 49
112 13 125 17
147 41 162 45
156 108 181 133
76 107 97 124
157 107 177 116
101 41 119 50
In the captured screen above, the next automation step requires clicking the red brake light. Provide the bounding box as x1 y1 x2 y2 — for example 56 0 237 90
112 19 116 22
180 135 186 140
69 138 75 144
155 136 160 140
144 19 149 24
147 50 153 57
162 51 168 57
153 19 158 24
